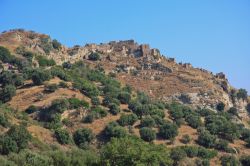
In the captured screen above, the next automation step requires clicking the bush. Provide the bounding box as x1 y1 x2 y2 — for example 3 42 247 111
139 127 156 142
215 139 229 151
180 134 191 144
0 46 14 63
104 122 127 139
0 71 24 87
68 98 89 109
91 106 107 118
117 92 131 104
101 137 173 166
237 88 248 100
88 52 100 61
7 125 31 150
50 99 69 113
197 130 216 148
73 128 94 148
44 83 58 93
228 107 238 116
55 129 70 144
216 102 225 111
25 105 39 114
0 135 18 155
240 155 250 166
52 39 62 50
0 85 16 102
31 69 52 85
197 147 218 159
159 122 178 139
247 103 250 114
185 114 202 128
83 113 95 123
220 155 240 166
182 146 199 158
109 103 120 115
140 116 156 128
36 55 55 67
118 114 138 126
58 81 68 88
170 147 187 162
91 96 100 106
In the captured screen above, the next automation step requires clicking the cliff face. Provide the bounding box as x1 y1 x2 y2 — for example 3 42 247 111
0 29 248 116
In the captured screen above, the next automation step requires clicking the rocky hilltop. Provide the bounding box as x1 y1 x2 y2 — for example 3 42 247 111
0 29 248 116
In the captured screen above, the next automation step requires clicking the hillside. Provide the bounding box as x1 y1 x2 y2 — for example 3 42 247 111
0 29 250 166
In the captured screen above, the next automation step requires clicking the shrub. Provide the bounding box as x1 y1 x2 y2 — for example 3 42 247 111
182 146 199 158
50 99 69 113
215 139 229 151
0 135 18 155
104 122 127 139
73 128 94 148
117 92 131 104
101 137 173 166
55 129 71 144
52 39 62 50
7 125 32 150
185 114 202 128
247 103 250 114
0 46 14 63
62 118 73 127
169 107 184 120
91 96 100 106
0 114 9 127
197 130 216 148
197 147 218 159
228 107 238 116
180 134 191 144
109 103 120 115
246 137 250 148
40 37 53 54
58 81 68 88
31 69 52 85
237 88 248 100
91 106 107 118
25 105 39 114
118 114 138 126
139 127 156 142
0 71 24 87
216 102 225 111
44 83 58 93
140 116 156 128
88 52 100 61
159 122 178 139
83 113 95 123
68 98 89 109
220 155 240 166
170 147 187 162
36 55 55 67
0 85 16 102
240 155 250 166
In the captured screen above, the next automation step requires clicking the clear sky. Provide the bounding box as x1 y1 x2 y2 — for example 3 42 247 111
1 0 249 92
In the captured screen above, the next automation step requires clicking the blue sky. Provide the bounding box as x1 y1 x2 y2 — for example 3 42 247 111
1 0 250 92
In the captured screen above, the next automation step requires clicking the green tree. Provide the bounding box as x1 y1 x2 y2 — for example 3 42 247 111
0 46 14 63
104 122 127 139
101 137 173 166
117 92 131 104
0 135 18 155
180 134 191 144
55 129 71 144
197 130 216 148
170 147 187 163
139 127 156 142
0 85 16 102
118 114 138 126
216 102 225 111
7 125 32 150
140 116 156 128
88 52 100 61
73 128 94 148
31 69 51 85
109 103 120 115
159 122 178 139
52 39 62 50
237 88 248 100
